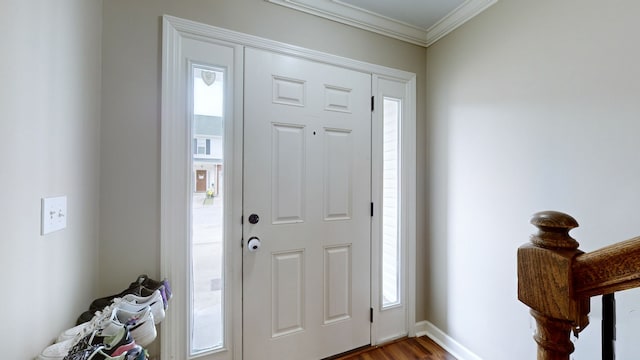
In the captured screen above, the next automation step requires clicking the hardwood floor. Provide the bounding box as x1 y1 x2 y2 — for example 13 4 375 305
329 336 456 360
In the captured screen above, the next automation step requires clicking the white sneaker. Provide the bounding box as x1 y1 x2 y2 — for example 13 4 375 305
56 305 119 343
56 296 159 344
120 290 165 324
111 305 156 347
37 321 133 360
53 305 156 351
36 338 75 360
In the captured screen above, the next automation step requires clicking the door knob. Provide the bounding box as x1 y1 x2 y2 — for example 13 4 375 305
247 236 261 252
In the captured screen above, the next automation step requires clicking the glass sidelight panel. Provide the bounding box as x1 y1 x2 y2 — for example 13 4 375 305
381 97 401 308
191 65 225 355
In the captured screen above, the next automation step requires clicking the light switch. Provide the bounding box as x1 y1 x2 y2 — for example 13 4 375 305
41 196 67 235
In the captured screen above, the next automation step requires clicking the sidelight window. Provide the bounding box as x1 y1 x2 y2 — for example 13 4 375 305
190 65 225 355
381 97 401 308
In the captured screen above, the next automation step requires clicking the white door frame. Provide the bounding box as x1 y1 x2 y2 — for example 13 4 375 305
161 16 244 360
370 75 417 345
161 15 416 359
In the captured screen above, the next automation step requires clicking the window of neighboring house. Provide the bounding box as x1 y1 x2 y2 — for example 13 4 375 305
194 138 212 155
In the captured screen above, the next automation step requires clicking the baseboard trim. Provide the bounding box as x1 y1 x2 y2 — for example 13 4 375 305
415 321 483 360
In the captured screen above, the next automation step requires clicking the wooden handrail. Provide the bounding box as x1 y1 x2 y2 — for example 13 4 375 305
574 236 640 297
518 211 640 360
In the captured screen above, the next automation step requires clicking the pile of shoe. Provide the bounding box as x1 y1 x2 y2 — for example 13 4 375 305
36 275 171 360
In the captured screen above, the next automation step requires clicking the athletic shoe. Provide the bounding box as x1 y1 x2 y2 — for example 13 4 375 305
85 286 158 317
58 305 119 343
78 286 159 325
113 305 156 347
59 303 156 348
40 322 135 360
62 295 159 344
122 346 147 360
130 275 172 302
78 290 165 328
63 344 139 360
83 275 171 321
120 291 165 324
38 339 79 360
127 275 170 310
67 324 136 357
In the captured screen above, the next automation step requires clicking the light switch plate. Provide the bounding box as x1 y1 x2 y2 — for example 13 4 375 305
41 196 67 235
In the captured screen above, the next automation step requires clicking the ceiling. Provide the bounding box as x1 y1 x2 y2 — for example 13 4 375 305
267 0 498 47
339 0 467 29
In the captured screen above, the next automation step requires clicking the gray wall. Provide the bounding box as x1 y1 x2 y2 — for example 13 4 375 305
427 0 640 358
101 0 428 334
0 0 102 358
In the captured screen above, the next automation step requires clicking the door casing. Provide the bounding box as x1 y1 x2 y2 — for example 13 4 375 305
161 15 417 360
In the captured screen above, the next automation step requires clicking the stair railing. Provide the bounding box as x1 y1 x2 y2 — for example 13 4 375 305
518 211 640 360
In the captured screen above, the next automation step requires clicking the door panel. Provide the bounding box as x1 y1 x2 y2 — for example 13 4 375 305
243 47 371 360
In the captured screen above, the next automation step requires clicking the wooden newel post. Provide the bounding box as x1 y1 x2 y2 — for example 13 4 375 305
518 211 590 360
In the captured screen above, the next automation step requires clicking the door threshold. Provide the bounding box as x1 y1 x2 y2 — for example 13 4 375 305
322 337 408 360
322 344 372 360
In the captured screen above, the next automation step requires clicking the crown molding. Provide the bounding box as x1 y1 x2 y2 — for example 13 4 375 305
426 0 498 46
266 0 497 47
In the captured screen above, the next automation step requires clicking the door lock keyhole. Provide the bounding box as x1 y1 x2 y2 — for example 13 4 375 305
248 213 260 224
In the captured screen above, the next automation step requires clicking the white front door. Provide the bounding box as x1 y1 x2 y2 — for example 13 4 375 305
243 48 372 360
